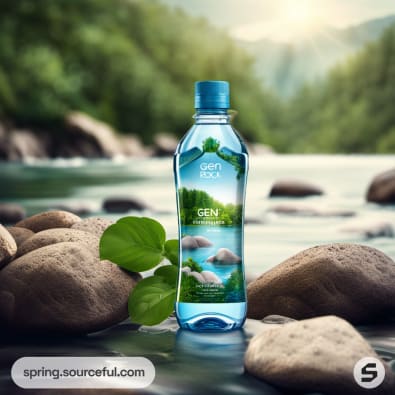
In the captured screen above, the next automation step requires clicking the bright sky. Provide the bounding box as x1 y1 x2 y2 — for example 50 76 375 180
162 0 395 42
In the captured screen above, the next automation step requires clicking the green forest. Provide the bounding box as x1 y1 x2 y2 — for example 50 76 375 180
0 0 394 151
179 187 242 226
0 0 278 144
280 25 395 153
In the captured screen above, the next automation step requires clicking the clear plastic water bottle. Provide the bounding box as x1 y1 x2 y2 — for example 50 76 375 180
174 81 249 331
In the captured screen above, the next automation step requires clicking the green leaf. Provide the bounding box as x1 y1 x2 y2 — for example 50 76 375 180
164 239 179 265
128 275 176 326
154 265 178 286
99 216 166 272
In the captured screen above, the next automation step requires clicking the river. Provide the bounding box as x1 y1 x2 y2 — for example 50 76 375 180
1 154 395 278
1 154 395 394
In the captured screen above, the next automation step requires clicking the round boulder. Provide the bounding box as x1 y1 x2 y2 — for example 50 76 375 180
181 235 213 250
103 197 148 213
0 203 25 224
15 210 81 232
366 168 395 204
247 243 395 324
6 227 34 247
0 225 17 269
207 248 241 264
71 216 114 237
269 180 323 198
16 228 100 257
245 315 394 395
0 242 140 334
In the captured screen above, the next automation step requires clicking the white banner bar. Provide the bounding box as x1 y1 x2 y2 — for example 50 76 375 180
11 357 155 389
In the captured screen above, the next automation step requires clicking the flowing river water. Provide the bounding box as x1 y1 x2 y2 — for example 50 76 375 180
0 154 394 394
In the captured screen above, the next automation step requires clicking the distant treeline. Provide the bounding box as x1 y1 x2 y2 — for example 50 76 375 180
0 1 394 152
179 187 242 226
277 24 395 153
0 0 278 144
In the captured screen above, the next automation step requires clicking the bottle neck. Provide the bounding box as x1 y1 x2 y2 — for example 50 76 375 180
194 109 230 124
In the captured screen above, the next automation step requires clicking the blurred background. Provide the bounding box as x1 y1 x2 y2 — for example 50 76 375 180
0 0 395 272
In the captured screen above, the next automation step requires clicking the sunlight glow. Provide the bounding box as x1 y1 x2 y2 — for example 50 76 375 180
231 0 324 42
284 0 312 24
279 0 321 41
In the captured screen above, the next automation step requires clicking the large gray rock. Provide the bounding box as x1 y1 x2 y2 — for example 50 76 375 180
0 242 140 334
71 217 114 237
181 235 213 250
6 129 48 160
0 203 25 224
6 227 34 247
207 248 241 264
244 315 394 395
103 197 148 213
65 112 123 158
247 243 395 324
65 112 147 158
269 179 323 197
16 228 99 257
367 168 395 204
0 225 17 269
15 210 81 232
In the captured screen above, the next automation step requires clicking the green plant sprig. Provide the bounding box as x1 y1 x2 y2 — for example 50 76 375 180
100 216 178 326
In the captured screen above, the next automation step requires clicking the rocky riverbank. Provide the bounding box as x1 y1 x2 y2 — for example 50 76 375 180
0 112 174 160
0 211 140 334
0 112 273 161
0 209 395 394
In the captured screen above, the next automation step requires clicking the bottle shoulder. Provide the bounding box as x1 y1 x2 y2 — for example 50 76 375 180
176 123 248 155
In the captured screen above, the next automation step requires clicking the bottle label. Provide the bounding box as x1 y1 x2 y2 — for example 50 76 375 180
177 137 247 303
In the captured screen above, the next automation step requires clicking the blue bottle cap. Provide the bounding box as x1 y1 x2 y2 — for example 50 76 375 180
194 80 230 110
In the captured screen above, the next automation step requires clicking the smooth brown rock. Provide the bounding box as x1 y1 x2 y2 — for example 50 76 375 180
15 210 81 232
71 217 114 237
207 248 241 264
269 179 323 197
6 227 34 247
103 197 148 213
247 243 395 324
245 315 394 395
2 129 48 161
366 168 395 204
0 203 26 224
65 111 123 158
17 228 99 257
0 225 17 269
181 235 213 250
64 112 149 158
0 242 140 334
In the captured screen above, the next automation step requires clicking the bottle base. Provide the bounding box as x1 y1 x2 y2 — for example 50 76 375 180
176 302 246 332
